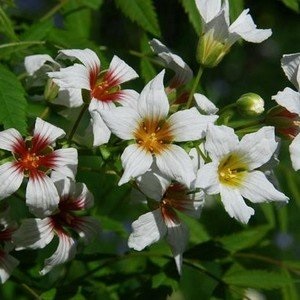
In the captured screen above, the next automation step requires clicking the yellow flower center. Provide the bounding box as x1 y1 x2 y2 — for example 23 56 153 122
134 119 173 154
218 153 248 187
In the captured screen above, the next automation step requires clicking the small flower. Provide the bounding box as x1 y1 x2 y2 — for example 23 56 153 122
128 168 204 274
236 93 265 117
272 53 300 170
195 125 289 224
101 71 217 187
0 118 78 217
13 176 100 275
195 0 272 67
48 49 139 146
149 39 193 88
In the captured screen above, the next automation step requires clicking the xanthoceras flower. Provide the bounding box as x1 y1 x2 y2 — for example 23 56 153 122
129 167 204 274
196 125 289 224
12 176 100 275
195 0 272 67
272 53 300 170
100 70 218 187
47 48 139 146
0 118 78 217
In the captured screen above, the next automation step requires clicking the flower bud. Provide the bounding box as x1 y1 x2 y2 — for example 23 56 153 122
236 93 265 117
266 106 300 139
196 32 229 68
44 79 59 101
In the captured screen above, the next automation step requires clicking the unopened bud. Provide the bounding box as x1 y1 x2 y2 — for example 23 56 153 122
266 106 300 139
196 32 229 68
44 79 59 101
236 93 265 117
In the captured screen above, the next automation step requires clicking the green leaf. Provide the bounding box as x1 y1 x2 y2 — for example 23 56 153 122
20 19 53 41
81 0 104 9
0 64 27 134
224 269 292 290
281 0 299 12
229 0 244 21
179 0 202 35
114 0 161 37
219 225 271 253
0 6 18 41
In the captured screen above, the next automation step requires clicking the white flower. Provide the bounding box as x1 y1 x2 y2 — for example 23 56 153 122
12 177 100 275
194 93 219 115
0 118 78 217
149 39 193 88
101 71 217 187
128 167 204 274
272 53 300 170
195 125 289 224
195 0 272 67
48 49 139 146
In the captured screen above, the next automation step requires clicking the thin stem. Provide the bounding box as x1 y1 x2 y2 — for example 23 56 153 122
21 283 41 300
0 41 45 49
186 66 203 109
40 0 69 21
218 103 237 115
128 50 164 66
39 106 50 120
67 104 88 143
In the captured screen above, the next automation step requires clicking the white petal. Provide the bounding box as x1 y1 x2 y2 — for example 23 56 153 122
40 232 77 275
51 148 78 179
168 107 217 141
73 216 101 244
100 107 140 140
181 191 205 218
195 162 220 194
33 118 65 148
0 162 23 200
136 165 171 201
237 126 278 170
149 39 193 86
281 52 300 90
52 88 84 108
48 64 91 90
229 9 272 44
0 128 23 152
205 125 239 160
119 144 153 185
24 54 59 75
0 251 19 283
26 172 60 217
13 218 54 250
116 89 139 108
89 110 111 146
272 87 300 115
195 0 222 24
194 93 219 115
107 55 138 85
89 98 115 112
155 145 195 188
58 48 100 74
220 185 254 224
239 171 289 203
205 10 229 42
138 70 169 121
128 209 167 251
290 134 300 171
166 221 189 275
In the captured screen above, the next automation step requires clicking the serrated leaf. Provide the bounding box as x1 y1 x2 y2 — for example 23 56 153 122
219 225 271 253
114 0 161 37
0 64 27 134
0 6 18 41
224 269 293 290
20 19 53 41
281 0 299 12
179 0 202 35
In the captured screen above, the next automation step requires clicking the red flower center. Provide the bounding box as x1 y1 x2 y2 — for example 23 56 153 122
19 152 41 170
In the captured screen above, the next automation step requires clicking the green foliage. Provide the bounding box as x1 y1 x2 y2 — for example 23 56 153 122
281 0 299 12
0 64 27 134
114 0 161 37
0 6 18 41
179 0 202 34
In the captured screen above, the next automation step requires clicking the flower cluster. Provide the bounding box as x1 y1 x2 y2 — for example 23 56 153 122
0 0 298 283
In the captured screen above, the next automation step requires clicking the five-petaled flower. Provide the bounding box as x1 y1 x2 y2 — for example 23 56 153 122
195 125 289 224
13 176 100 275
48 49 139 146
128 167 204 274
0 118 78 217
272 53 300 170
100 71 217 187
